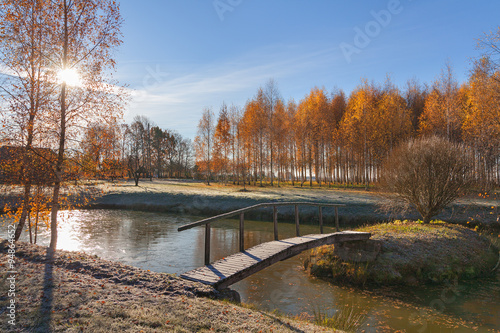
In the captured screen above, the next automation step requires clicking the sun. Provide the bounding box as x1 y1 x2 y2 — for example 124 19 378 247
57 68 82 86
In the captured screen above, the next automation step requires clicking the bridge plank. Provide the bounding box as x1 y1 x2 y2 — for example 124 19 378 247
180 231 370 289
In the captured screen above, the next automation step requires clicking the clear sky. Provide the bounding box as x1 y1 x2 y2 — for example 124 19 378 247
115 0 500 139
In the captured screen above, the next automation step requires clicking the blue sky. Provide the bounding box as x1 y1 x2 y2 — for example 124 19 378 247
115 0 500 139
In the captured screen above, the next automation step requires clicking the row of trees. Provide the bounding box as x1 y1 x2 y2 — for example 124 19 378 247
79 116 193 185
195 57 500 190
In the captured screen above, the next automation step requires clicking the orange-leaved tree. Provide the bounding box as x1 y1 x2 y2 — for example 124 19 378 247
213 103 232 184
0 0 56 241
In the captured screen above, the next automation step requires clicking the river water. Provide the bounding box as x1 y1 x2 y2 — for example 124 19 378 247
4 209 499 332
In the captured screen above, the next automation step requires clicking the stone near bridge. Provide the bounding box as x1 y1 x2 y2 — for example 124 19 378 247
333 239 381 262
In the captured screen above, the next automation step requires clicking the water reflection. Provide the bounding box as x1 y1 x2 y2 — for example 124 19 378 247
2 209 499 332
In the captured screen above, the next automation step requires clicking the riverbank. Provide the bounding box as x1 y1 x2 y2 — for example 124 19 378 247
91 179 498 226
0 239 338 332
1 179 497 226
305 221 499 286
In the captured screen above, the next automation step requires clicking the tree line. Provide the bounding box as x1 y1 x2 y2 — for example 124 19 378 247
78 115 193 185
195 56 500 190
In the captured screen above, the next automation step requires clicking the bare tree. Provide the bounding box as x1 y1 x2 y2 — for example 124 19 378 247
229 104 242 184
439 61 460 140
478 27 500 73
195 107 215 185
264 78 281 186
379 136 473 223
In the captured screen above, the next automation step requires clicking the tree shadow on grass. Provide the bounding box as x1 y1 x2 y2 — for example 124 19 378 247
36 247 54 332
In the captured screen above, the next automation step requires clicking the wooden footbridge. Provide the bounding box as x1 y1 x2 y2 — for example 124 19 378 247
177 202 371 289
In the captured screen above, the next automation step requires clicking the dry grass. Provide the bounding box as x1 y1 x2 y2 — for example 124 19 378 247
312 304 365 332
0 240 337 332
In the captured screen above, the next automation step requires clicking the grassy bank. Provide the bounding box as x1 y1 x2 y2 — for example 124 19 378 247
89 180 498 226
305 221 499 286
0 239 338 332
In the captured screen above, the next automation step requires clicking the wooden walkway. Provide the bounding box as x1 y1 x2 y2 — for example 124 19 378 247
180 231 370 289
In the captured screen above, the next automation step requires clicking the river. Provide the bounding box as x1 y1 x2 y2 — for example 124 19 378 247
4 209 499 332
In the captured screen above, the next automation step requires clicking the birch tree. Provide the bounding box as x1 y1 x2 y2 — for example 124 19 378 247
47 0 124 250
195 107 215 185
0 0 56 241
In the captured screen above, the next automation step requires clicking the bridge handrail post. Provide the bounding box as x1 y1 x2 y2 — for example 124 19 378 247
239 212 244 252
319 206 323 234
335 206 339 232
295 205 299 237
205 223 211 265
273 205 278 241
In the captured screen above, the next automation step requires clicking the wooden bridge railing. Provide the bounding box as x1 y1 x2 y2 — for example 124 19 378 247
177 202 345 265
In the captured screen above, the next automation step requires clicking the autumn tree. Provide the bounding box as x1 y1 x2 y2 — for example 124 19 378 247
1 0 125 248
0 0 56 241
340 80 381 187
295 87 332 186
463 57 500 187
241 90 267 186
285 99 298 185
272 99 287 186
419 62 463 141
378 78 412 154
47 0 124 250
330 90 347 184
80 122 121 180
264 79 281 186
213 103 232 184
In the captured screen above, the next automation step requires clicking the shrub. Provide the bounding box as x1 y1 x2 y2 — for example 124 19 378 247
379 136 473 223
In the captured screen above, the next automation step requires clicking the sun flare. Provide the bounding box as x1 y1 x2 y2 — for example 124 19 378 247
57 68 82 86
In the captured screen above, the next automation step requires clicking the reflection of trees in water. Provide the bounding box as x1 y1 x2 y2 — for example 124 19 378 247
199 226 280 263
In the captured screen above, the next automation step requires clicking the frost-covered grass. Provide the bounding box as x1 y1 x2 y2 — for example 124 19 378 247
89 179 498 226
2 179 497 225
306 220 499 286
0 239 338 332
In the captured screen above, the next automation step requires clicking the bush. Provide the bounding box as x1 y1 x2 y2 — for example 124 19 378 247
380 136 472 223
